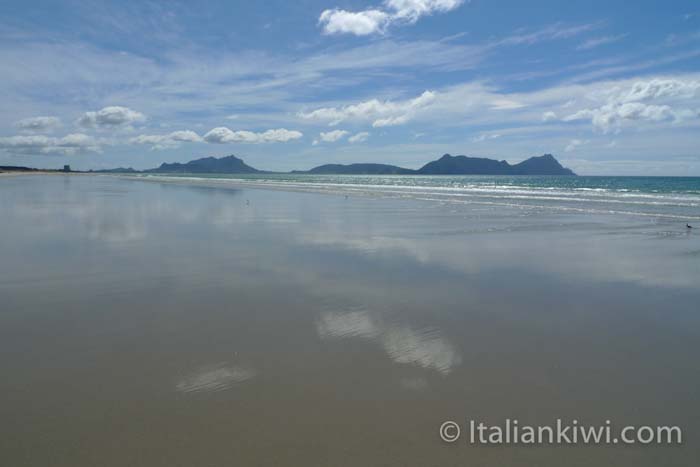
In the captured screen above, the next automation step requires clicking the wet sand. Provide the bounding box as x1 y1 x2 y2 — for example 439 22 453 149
1 174 699 466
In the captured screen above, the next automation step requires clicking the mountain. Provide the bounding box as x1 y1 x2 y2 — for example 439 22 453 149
297 163 415 175
417 154 512 175
299 154 575 175
93 167 138 173
97 153 575 176
416 154 575 176
145 155 261 174
510 153 576 175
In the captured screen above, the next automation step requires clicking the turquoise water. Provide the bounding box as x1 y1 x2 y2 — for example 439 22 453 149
132 173 700 221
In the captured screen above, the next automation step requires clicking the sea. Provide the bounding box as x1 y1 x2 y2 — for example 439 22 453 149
132 173 700 221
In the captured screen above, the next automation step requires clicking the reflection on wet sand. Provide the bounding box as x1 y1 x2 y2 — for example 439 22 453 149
176 363 256 394
317 309 461 374
1 175 699 467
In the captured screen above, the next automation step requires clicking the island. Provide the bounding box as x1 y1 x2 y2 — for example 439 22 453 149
97 153 577 176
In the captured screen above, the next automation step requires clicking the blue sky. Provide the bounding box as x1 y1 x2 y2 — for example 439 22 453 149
0 0 699 175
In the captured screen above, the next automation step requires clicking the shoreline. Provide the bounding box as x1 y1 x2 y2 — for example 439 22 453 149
113 173 700 223
5 172 700 222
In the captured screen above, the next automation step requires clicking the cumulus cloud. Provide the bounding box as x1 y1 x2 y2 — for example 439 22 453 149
620 78 700 101
564 103 676 130
130 130 203 150
77 106 146 128
299 90 436 127
319 0 464 36
318 9 390 36
561 77 700 132
16 116 61 132
203 127 303 144
348 131 370 143
0 133 100 155
313 129 349 145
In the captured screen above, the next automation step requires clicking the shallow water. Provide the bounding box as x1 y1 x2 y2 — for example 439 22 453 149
1 174 699 466
135 172 700 220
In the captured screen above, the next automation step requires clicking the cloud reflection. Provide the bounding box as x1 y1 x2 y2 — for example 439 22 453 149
382 326 461 375
316 309 381 339
175 362 256 394
316 309 461 375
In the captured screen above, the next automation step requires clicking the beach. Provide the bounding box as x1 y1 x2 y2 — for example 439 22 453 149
1 173 699 466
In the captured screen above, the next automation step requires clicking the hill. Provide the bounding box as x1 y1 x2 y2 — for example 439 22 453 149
145 155 260 174
97 153 576 176
416 153 575 175
297 163 415 175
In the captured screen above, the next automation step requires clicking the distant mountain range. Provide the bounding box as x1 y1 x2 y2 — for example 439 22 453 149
99 153 576 176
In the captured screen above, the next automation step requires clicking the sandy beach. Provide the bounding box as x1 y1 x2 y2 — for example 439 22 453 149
1 174 699 466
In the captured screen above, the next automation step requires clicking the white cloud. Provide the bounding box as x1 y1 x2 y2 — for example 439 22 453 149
203 127 303 144
319 0 464 36
313 129 349 145
564 139 587 152
576 34 626 50
374 115 413 127
77 106 146 128
385 0 465 23
564 103 676 129
561 77 700 132
348 131 370 143
298 75 699 140
0 133 100 155
299 90 436 127
129 130 203 150
319 9 390 36
620 78 700 102
16 116 61 132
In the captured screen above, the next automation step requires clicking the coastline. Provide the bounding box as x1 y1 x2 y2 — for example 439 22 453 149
114 172 700 222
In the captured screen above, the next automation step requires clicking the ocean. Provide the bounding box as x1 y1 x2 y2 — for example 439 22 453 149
133 173 700 221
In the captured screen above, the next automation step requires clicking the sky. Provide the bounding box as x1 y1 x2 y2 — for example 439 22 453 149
0 0 699 175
